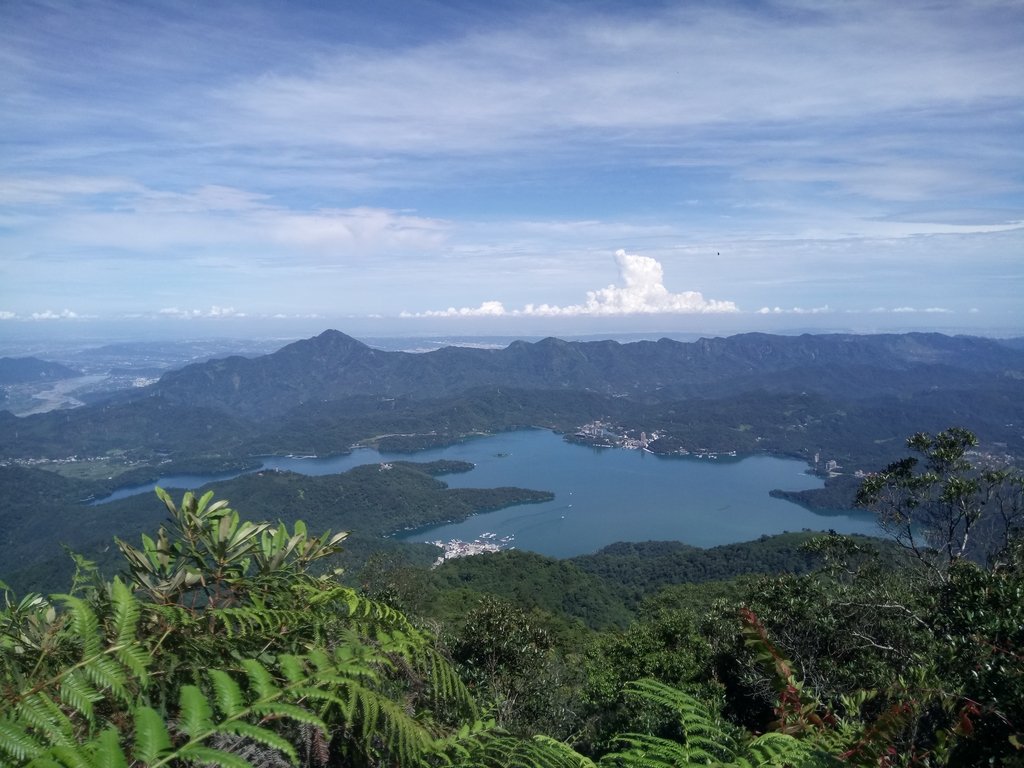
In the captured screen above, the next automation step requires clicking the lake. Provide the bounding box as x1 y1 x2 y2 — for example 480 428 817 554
99 429 880 558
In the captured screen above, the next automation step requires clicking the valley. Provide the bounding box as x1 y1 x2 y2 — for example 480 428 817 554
2 329 1020 590
2 328 1023 764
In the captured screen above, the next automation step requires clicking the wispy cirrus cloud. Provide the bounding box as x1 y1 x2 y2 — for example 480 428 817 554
3 179 449 259
0 1 1021 332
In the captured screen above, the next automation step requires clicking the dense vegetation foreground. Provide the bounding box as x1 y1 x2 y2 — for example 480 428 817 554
1 428 1022 767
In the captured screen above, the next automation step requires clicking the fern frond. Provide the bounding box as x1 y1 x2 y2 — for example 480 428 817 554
15 692 74 747
352 679 438 765
24 758 65 768
622 679 735 758
58 596 101 658
248 700 325 730
108 579 139 647
178 684 215 738
44 742 100 768
418 645 475 714
455 733 595 768
113 644 151 683
0 716 45 763
219 721 297 764
205 606 313 639
604 732 709 766
746 731 821 765
277 653 304 684
58 671 101 724
81 655 130 705
89 727 129 768
240 658 279 700
133 706 172 765
172 744 255 768
209 669 245 718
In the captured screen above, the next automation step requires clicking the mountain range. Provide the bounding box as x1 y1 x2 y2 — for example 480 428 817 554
149 329 1024 418
3 328 1023 593
3 329 1023 471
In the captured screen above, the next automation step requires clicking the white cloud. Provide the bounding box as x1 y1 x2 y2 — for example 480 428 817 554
757 305 831 315
158 306 246 319
889 306 953 314
406 249 738 318
269 207 448 252
1 4 1020 329
2 178 451 266
30 309 79 320
0 176 144 206
411 300 509 318
0 311 15 320
212 2 1023 160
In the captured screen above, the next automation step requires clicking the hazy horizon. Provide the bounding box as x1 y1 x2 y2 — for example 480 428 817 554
2 317 1022 361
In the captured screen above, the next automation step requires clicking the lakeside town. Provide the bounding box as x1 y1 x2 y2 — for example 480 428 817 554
429 532 516 568
570 419 740 460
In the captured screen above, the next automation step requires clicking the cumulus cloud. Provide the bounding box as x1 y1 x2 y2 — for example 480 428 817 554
405 250 738 318
405 300 509 318
0 311 15 320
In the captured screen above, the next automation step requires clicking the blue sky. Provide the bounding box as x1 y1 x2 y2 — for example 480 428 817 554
1 0 1022 340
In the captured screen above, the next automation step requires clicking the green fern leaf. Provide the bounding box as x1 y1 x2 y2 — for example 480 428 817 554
240 659 278 700
89 727 128 768
114 644 151 683
83 655 130 705
607 732 698 765
109 579 139 646
41 743 97 768
16 692 74 746
133 705 172 765
460 733 595 768
108 580 149 682
277 653 304 683
58 596 101 658
179 684 215 738
59 671 101 724
209 669 245 718
220 721 298 764
25 759 65 768
249 702 326 731
0 717 44 763
175 744 255 768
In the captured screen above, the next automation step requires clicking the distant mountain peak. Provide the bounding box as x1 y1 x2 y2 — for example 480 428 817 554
313 329 368 347
276 329 372 358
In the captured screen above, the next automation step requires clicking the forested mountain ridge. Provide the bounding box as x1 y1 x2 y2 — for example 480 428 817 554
147 329 1024 418
0 356 80 385
3 330 1022 517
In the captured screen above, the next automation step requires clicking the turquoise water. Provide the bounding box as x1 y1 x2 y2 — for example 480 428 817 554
99 429 879 557
388 430 879 556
